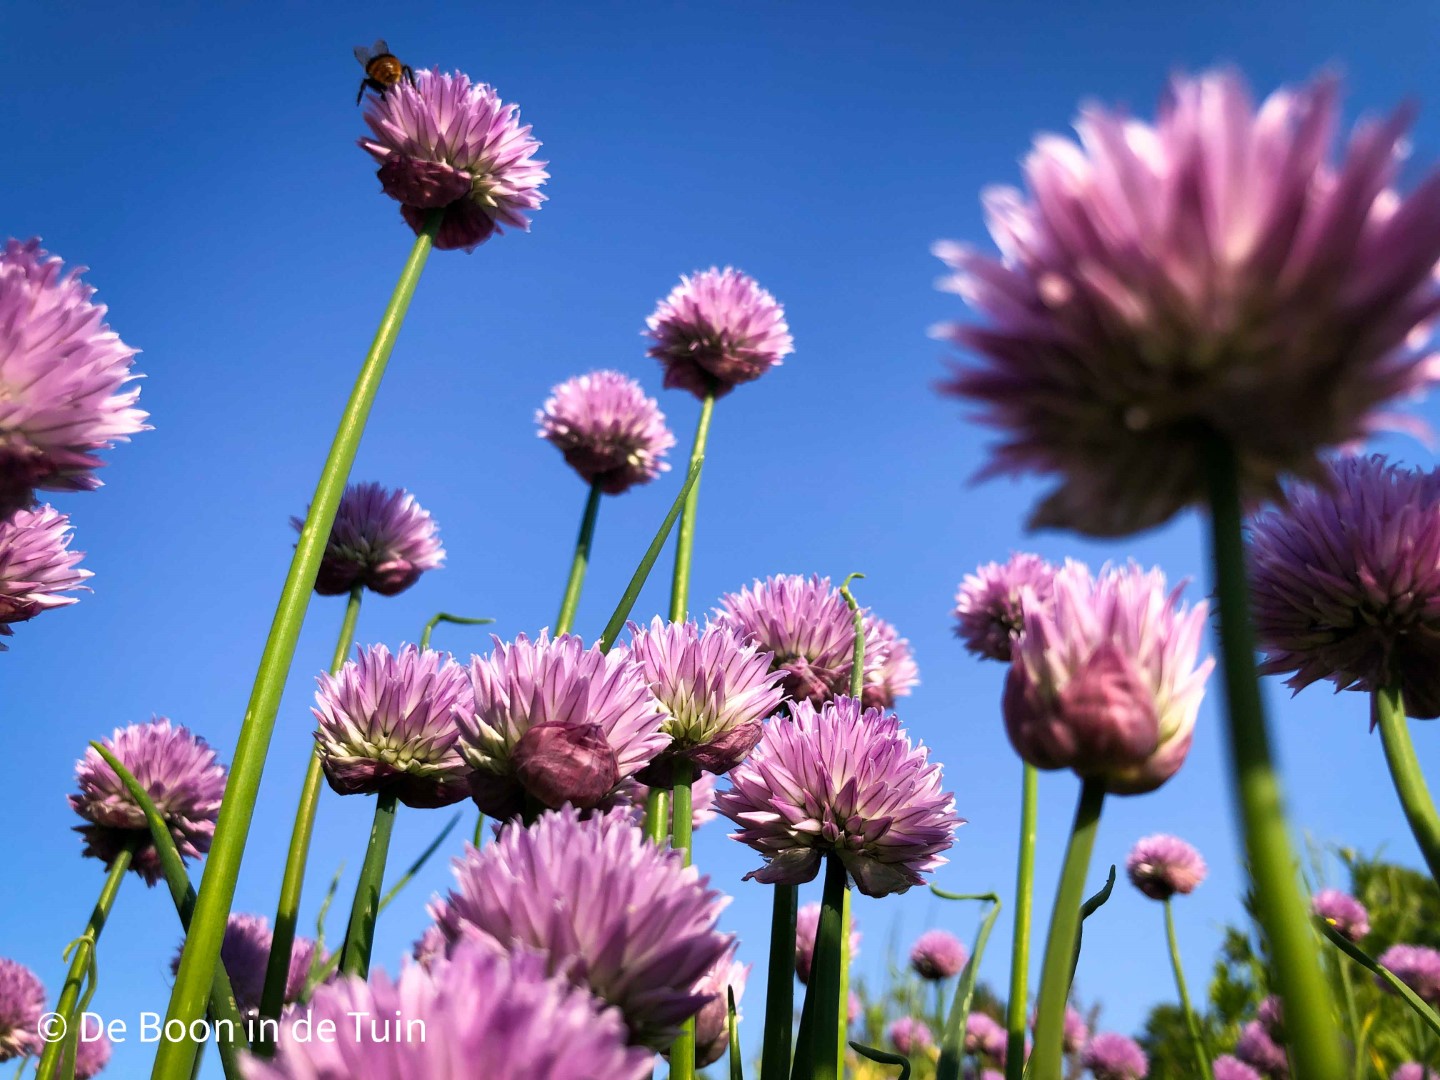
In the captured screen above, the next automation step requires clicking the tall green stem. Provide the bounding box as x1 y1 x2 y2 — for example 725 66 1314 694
156 214 441 1079
1375 683 1440 887
339 791 400 978
1203 436 1345 1078
1164 898 1213 1080
669 393 715 623
1337 946 1365 1077
642 785 670 845
259 586 362 1037
36 842 134 1080
669 761 697 1079
1005 762 1038 1080
792 855 848 1080
1031 779 1105 1080
555 482 602 635
836 883 853 1070
761 884 799 1080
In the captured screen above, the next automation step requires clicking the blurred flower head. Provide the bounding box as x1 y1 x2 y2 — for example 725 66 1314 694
537 371 675 495
74 1028 111 1079
1394 1065 1440 1080
794 901 861 985
1378 944 1440 1004
0 504 91 649
861 615 920 709
172 914 318 1017
295 482 444 598
1235 1020 1288 1077
670 950 748 1069
1214 1058 1264 1080
910 928 968 980
965 1012 1007 1060
954 553 1058 662
1126 834 1207 900
0 957 45 1062
935 69 1440 537
1081 1032 1150 1080
1311 888 1371 942
888 1017 933 1056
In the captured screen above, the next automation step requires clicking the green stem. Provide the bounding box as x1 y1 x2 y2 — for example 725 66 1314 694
1005 763 1038 1080
1030 779 1105 1080
36 842 134 1080
472 812 487 848
556 482 602 635
339 791 400 978
420 612 493 652
158 212 442 1079
1165 899 1213 1080
1338 957 1365 1077
670 762 697 1080
839 573 867 699
1203 436 1346 1079
761 884 799 1080
792 855 848 1080
1375 683 1440 887
259 586 362 1038
378 812 461 912
669 392 715 623
1321 922 1440 1041
837 881 853 1069
642 785 671 845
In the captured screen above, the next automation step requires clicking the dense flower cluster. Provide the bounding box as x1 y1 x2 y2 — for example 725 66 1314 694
295 482 444 597
537 371 675 494
1126 834 1207 900
0 504 91 649
954 553 1057 662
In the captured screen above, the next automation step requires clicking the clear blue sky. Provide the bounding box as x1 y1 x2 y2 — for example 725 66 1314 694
7 2 1440 1075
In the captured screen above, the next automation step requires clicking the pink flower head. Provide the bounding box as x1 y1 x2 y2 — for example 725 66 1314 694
313 644 472 808
861 615 921 708
794 901 861 984
245 942 653 1080
935 69 1440 537
70 718 227 886
0 958 45 1062
73 1029 111 1079
537 371 675 495
910 928 968 980
620 617 785 782
429 807 732 1047
172 914 319 1017
1214 1058 1264 1080
1029 1005 1088 1054
645 267 793 399
359 69 547 252
1126 834 1207 900
294 482 444 597
1081 1033 1149 1080
0 238 148 516
1378 944 1440 1004
1394 1065 1440 1080
965 1012 1007 1060
1311 888 1370 942
718 696 961 897
0 504 91 649
1249 455 1440 718
456 632 668 817
1257 996 1285 1041
889 1016 933 1056
954 553 1058 662
1235 1020 1288 1077
1004 561 1213 795
668 949 748 1069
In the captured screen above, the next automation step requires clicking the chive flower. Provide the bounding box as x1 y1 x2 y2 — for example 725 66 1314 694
0 958 44 1062
1081 1033 1149 1079
0 504 91 650
294 482 444 597
954 553 1057 662
1126 834 1207 900
1310 888 1370 942
537 371 675 494
910 928 968 980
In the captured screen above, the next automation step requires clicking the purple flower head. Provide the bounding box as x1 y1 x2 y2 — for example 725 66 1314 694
74 1029 111 1079
1394 1065 1440 1080
359 69 548 252
537 371 675 495
1214 1058 1264 1080
719 696 961 897
313 644 472 809
1126 834 1207 900
966 1072 1006 1080
934 69 1440 538
794 901 861 984
1063 1007 1090 1054
0 958 45 1062
603 771 719 830
1311 889 1371 942
861 615 921 708
1081 1033 1149 1080
669 950 748 1068
456 632 668 817
294 482 444 598
1249 455 1440 718
430 806 732 1047
645 267 793 399
620 617 785 782
1235 1020 1288 1077
910 928 969 980
70 719 227 886
1256 996 1285 1042
1378 945 1440 1004
848 992 861 1025
1004 561 1213 795
0 239 148 516
954 554 1058 662
0 505 91 649
889 1017 934 1056
172 914 318 1017
965 1012 1007 1060
245 941 652 1080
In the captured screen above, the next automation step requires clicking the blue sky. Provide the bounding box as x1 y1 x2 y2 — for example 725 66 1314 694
7 1 1440 1075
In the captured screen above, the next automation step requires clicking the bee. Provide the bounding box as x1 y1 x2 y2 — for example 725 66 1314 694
354 39 415 104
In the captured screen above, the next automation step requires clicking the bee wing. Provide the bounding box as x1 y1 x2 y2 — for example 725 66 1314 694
353 38 388 65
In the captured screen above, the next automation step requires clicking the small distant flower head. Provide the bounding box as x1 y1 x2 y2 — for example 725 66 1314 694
70 719 227 886
295 482 444 597
0 238 148 516
246 942 652 1080
430 807 731 1047
0 505 92 649
848 992 861 1024
1394 1065 1440 1080
861 615 920 708
910 928 968 980
889 1017 933 1056
1004 561 1213 795
645 267 793 399
74 1029 111 1079
670 951 748 1069
537 372 675 495
965 1012 1007 1060
313 644 472 808
1062 1007 1089 1053
456 633 668 817
359 70 547 252
1081 1033 1149 1080
1377 945 1440 1004
172 914 318 1017
718 696 961 897
1126 835 1207 900
794 902 861 984
1235 1021 1288 1076
1311 889 1371 942
0 958 45 1062
1214 1058 1264 1080
621 617 785 782
1257 996 1285 1042
954 554 1058 661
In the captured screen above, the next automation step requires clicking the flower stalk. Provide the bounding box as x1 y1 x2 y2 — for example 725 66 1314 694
1164 898 1212 1080
792 854 848 1080
670 758 697 1079
1005 763 1038 1080
555 481 602 635
338 790 400 978
669 392 715 623
1375 683 1440 887
761 883 799 1080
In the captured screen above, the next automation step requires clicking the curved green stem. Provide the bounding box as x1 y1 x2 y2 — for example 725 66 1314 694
1165 899 1213 1080
1321 922 1440 1040
339 791 400 979
1030 779 1105 1080
761 884 799 1080
420 612 493 652
936 893 1004 1080
669 393 715 623
556 482 602 635
259 586 362 1039
1375 684 1440 887
1005 763 1038 1080
1203 436 1346 1079
157 213 442 1079
379 811 461 912
839 573 867 699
